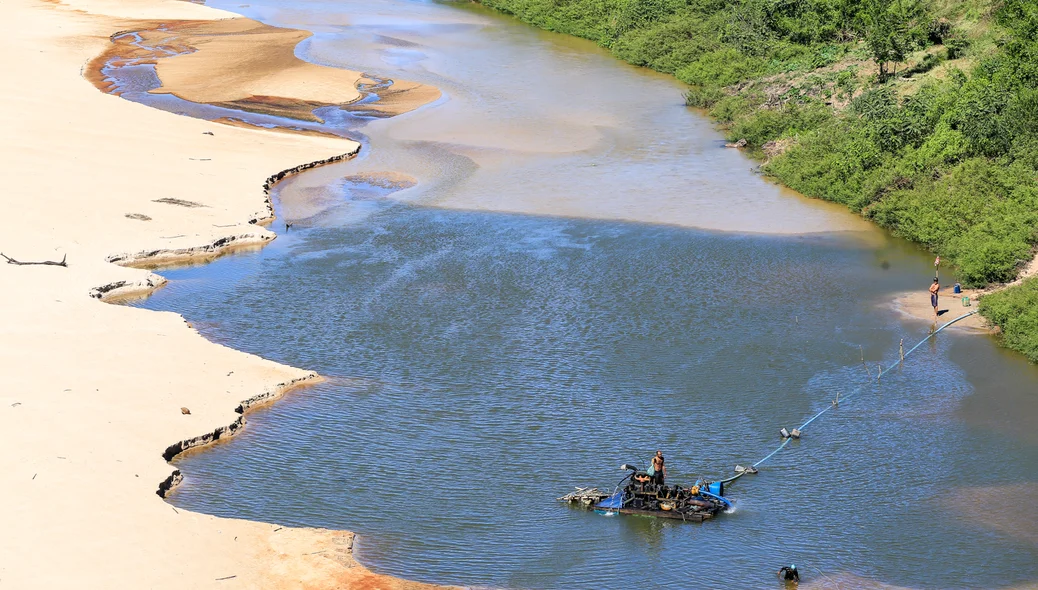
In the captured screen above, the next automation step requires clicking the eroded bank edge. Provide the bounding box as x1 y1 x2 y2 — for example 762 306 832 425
157 372 322 497
89 144 361 300
86 145 360 497
23 4 448 586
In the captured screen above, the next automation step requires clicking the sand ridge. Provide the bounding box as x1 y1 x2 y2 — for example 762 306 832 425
0 0 448 587
88 16 441 122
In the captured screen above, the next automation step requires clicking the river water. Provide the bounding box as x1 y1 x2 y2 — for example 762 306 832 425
127 0 1038 588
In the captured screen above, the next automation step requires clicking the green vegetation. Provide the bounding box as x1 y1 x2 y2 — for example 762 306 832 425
476 0 1038 362
980 277 1038 362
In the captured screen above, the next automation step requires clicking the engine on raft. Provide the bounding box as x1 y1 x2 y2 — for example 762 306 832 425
558 464 733 522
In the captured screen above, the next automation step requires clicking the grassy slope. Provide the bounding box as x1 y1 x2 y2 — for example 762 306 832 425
476 0 1038 362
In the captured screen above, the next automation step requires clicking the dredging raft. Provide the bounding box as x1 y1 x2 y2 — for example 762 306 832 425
559 464 732 522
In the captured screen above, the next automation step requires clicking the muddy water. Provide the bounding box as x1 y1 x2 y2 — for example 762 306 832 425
159 0 871 234
127 0 1038 587
100 0 875 234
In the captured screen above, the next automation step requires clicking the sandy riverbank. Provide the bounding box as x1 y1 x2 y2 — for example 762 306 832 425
890 252 1038 332
87 16 440 122
890 285 990 332
0 0 445 587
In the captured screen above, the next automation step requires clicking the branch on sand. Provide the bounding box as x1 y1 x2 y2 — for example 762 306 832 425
1 252 67 267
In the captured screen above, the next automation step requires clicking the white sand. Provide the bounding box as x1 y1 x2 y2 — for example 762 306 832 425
0 0 446 587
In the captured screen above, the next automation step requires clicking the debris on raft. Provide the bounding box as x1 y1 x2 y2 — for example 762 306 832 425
561 464 732 522
557 487 610 505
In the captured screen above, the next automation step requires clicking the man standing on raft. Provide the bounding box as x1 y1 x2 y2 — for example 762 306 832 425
650 450 666 486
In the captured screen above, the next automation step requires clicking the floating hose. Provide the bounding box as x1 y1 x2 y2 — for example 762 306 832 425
717 310 978 486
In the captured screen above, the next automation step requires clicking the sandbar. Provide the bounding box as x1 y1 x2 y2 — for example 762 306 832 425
88 16 440 122
0 0 448 587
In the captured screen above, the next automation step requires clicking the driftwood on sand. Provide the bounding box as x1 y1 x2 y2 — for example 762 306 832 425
1 252 67 267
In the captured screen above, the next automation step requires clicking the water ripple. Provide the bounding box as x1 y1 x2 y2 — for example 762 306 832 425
135 206 1038 589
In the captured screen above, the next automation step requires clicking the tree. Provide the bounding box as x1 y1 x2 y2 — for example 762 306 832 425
863 0 927 80
721 0 774 55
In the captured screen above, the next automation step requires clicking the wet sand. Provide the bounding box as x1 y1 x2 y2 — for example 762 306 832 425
891 285 991 332
0 0 446 586
891 251 1038 331
88 17 439 122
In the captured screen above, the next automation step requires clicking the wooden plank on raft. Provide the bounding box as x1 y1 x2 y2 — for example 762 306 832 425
617 508 711 521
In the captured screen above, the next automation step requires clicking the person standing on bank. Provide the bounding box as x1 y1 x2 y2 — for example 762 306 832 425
929 277 940 319
650 450 666 486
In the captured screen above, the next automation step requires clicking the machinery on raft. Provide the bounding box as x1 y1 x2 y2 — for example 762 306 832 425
559 463 734 522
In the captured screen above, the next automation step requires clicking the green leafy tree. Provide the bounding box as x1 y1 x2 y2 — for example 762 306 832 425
863 0 927 80
721 0 774 55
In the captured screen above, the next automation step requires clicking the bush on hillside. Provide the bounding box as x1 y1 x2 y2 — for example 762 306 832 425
981 277 1038 362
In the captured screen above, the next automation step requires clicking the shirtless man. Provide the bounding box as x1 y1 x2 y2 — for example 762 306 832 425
929 278 940 319
650 450 666 486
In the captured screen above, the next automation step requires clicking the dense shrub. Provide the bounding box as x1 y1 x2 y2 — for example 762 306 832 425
683 85 726 108
480 0 899 87
981 278 1038 362
727 100 833 146
675 49 765 87
866 159 1038 284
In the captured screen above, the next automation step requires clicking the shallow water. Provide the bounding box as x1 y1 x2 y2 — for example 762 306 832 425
107 0 877 234
127 0 1038 587
134 202 1038 588
285 0 875 233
